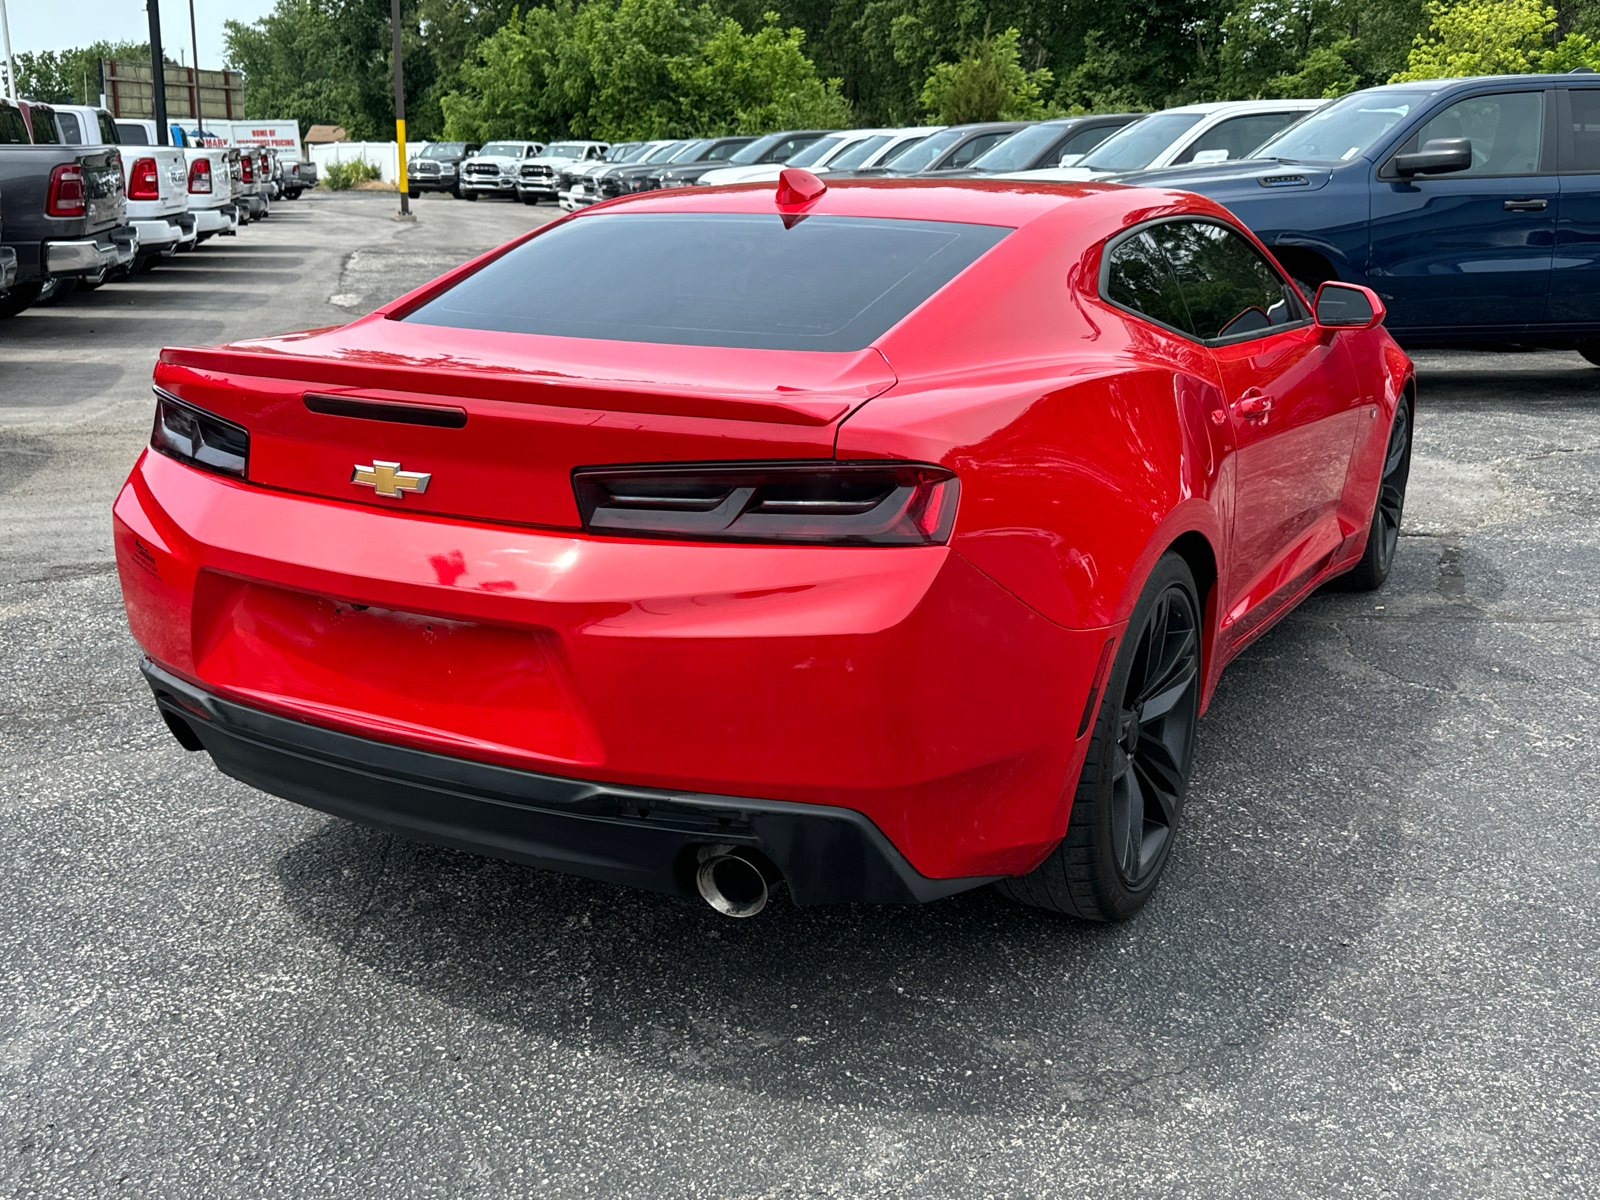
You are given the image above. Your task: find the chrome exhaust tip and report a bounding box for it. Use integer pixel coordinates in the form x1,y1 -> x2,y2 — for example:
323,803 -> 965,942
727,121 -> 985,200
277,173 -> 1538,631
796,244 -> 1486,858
695,845 -> 771,918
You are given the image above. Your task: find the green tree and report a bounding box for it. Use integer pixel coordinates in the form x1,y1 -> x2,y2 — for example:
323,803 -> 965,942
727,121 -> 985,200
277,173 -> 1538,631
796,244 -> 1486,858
919,27 -> 1054,122
442,0 -> 849,141
2,41 -> 160,106
1393,0 -> 1600,79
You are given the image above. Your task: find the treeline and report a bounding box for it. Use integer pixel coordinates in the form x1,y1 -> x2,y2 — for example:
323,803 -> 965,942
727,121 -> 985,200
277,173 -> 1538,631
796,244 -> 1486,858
207,0 -> 1600,142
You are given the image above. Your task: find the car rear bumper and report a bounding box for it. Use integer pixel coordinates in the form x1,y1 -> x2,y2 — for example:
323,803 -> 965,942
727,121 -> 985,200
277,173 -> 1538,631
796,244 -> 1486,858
45,226 -> 138,277
132,213 -> 196,252
114,449 -> 1104,882
142,660 -> 996,905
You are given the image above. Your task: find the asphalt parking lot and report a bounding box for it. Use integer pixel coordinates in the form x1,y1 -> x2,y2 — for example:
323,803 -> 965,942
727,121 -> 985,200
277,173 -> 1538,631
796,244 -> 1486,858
1,191 -> 1597,1199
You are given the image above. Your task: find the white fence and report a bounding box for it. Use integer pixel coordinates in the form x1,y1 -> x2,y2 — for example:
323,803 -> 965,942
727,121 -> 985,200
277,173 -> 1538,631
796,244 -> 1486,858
308,141 -> 432,183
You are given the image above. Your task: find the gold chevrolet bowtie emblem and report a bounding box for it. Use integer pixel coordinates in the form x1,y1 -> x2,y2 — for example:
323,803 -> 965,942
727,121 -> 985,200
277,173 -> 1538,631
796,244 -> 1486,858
352,460 -> 431,498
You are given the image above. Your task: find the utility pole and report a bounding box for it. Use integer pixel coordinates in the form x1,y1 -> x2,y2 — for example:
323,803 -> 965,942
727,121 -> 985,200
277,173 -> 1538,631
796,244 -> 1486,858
188,0 -> 202,137
391,0 -> 409,216
1,0 -> 15,104
147,0 -> 169,145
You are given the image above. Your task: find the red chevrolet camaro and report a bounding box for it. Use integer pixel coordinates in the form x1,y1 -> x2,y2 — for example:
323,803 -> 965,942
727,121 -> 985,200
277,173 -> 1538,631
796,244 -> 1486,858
114,170 -> 1412,921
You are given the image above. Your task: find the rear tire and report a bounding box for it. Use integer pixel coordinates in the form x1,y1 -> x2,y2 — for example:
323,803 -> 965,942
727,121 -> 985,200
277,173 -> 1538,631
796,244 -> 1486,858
0,281 -> 43,319
1329,393 -> 1412,592
998,552 -> 1203,921
1579,343 -> 1600,367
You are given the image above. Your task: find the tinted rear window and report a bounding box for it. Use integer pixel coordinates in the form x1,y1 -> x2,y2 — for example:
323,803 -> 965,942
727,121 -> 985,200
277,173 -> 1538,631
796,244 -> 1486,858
117,121 -> 151,145
28,109 -> 61,145
404,212 -> 1011,351
0,105 -> 28,144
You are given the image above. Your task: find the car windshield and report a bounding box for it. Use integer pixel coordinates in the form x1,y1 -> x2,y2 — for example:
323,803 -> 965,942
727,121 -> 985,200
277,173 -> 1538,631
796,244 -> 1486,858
827,134 -> 894,169
881,127 -> 966,172
1077,112 -> 1204,171
674,141 -> 714,162
405,212 -> 1012,352
422,143 -> 465,158
641,142 -> 685,162
726,132 -> 789,164
479,143 -> 525,157
968,122 -> 1071,171
610,144 -> 644,161
545,143 -> 592,157
786,134 -> 848,168
1253,88 -> 1423,162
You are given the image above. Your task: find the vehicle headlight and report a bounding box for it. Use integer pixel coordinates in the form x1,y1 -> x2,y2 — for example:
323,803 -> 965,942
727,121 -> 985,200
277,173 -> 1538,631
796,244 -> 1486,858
441,163 -> 456,174
150,389 -> 249,479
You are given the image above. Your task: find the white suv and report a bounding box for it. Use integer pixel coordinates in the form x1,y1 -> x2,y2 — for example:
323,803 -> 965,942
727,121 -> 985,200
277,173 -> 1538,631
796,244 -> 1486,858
1005,100 -> 1324,182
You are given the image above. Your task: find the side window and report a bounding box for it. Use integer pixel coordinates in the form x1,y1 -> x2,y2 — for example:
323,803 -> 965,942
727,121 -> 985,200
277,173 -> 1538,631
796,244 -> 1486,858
947,132 -> 1009,168
0,105 -> 28,145
30,111 -> 61,145
1566,89 -> 1600,172
1151,221 -> 1307,341
1411,91 -> 1544,176
706,141 -> 741,161
98,113 -> 120,144
56,111 -> 84,143
1104,231 -> 1195,336
1061,123 -> 1122,157
1173,112 -> 1298,164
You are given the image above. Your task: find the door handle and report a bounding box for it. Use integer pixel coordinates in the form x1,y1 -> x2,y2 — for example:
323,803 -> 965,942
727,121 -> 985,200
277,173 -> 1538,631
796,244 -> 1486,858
1503,198 -> 1549,211
1236,390 -> 1274,419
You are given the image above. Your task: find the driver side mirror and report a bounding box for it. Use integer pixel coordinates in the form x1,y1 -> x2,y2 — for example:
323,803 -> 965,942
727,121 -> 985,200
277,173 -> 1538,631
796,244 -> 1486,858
1315,282 -> 1386,330
1392,137 -> 1471,177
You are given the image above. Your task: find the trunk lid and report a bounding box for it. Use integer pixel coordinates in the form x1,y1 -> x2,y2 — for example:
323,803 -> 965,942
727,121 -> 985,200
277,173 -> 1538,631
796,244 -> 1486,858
154,317 -> 894,530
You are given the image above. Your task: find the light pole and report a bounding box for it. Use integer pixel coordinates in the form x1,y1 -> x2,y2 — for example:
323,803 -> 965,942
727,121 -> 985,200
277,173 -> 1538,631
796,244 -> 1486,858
147,0 -> 169,145
391,0 -> 409,216
188,0 -> 201,137
1,0 -> 16,104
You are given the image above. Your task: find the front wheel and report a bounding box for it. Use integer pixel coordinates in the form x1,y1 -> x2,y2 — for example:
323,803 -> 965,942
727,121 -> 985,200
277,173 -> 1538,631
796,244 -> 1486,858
1579,343 -> 1600,367
408,188 -> 420,199
999,552 -> 1203,921
462,191 -> 478,201
1330,393 -> 1412,592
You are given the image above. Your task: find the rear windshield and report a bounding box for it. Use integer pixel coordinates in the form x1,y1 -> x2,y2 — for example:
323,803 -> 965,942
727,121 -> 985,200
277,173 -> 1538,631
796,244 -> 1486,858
0,104 -> 28,144
404,212 -> 1011,352
116,121 -> 151,145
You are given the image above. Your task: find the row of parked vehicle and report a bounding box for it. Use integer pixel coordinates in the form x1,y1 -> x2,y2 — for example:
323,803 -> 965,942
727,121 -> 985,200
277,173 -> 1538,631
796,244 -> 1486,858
0,98 -> 313,320
416,72 -> 1600,354
401,98 -> 1324,214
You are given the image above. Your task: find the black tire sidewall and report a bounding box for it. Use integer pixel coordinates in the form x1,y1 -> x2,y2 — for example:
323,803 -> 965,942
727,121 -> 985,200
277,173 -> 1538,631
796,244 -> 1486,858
1079,552 -> 1201,919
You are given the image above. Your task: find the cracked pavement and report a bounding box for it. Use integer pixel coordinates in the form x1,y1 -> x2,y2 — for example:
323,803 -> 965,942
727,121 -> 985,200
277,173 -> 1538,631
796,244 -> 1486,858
1,194 -> 1597,1198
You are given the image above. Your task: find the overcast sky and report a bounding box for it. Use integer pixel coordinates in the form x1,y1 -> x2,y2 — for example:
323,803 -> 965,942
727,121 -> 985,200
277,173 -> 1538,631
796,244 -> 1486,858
3,0 -> 279,73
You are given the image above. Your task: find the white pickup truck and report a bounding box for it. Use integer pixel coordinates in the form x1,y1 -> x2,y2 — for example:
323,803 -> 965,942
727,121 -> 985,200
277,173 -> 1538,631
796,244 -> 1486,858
54,106 -> 194,268
114,119 -> 239,243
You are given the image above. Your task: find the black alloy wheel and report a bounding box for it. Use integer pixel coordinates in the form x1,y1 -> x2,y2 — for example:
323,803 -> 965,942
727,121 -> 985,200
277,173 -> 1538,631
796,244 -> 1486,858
1331,393 -> 1412,592
999,551 -> 1202,921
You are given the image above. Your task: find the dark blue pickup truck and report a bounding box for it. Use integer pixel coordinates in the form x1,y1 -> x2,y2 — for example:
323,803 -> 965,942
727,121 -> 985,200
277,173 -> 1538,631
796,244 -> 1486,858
1123,73 -> 1600,360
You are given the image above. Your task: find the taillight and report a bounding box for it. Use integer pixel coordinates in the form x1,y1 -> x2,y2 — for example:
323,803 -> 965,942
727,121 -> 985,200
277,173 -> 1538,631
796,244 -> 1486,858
188,157 -> 213,194
150,389 -> 250,479
45,164 -> 87,217
240,155 -> 254,182
572,462 -> 959,546
128,157 -> 160,200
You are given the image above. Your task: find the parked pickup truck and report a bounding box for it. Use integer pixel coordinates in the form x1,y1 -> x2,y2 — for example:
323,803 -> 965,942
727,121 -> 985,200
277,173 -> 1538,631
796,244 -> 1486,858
56,107 -> 194,269
118,120 -> 238,242
459,141 -> 544,200
1114,73 -> 1600,360
405,141 -> 480,198
516,140 -> 608,204
1,98 -> 136,317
